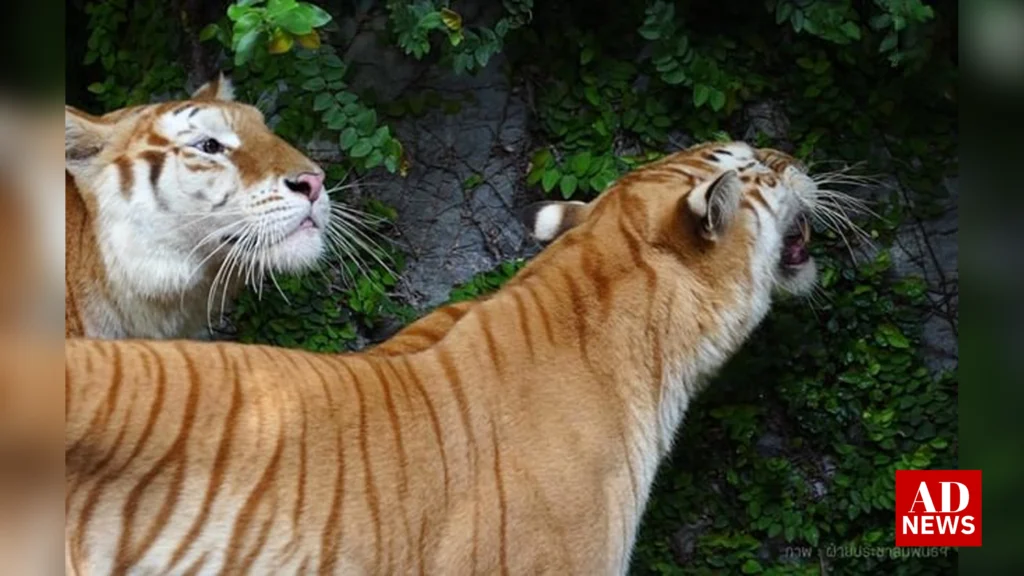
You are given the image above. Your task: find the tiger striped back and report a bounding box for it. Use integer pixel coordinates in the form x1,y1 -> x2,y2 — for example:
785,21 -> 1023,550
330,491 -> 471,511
65,74 -> 339,340
65,141 -> 831,575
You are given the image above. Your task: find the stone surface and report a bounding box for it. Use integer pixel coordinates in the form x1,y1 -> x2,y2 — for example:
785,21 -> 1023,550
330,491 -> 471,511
888,176 -> 959,375
743,99 -> 791,143
372,65 -> 539,308
316,22 -> 541,310
852,174 -> 959,375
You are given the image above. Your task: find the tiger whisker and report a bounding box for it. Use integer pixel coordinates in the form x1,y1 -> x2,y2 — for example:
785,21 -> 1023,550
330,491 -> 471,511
815,200 -> 875,246
329,210 -> 394,251
216,224 -> 261,321
330,223 -> 396,278
205,223 -> 255,329
810,208 -> 859,264
324,227 -> 374,283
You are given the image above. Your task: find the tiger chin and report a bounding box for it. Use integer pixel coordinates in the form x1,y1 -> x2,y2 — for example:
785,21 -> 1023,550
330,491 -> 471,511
65,73 -> 331,340
65,141 -> 839,575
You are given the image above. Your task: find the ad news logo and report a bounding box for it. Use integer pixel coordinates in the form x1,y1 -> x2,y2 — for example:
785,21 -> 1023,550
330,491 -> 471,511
895,470 -> 981,547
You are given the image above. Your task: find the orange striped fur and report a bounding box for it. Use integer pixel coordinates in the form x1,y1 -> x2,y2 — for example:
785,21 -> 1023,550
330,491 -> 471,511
66,74 -> 334,340
66,141 -> 827,575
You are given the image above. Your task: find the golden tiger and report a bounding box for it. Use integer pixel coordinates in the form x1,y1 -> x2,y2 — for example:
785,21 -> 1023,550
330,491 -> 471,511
66,141 -> 832,575
65,74 -> 335,340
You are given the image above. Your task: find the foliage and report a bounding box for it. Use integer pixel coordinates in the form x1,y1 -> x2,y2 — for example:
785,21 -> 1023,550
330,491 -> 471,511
231,233 -> 415,352
447,259 -> 525,303
386,0 -> 534,74
83,0 -> 188,108
203,0 -> 407,177
213,0 -> 333,66
72,0 -> 956,573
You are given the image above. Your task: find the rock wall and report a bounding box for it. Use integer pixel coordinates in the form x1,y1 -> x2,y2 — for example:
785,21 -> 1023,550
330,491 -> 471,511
314,29 -> 957,374
315,17 -> 541,309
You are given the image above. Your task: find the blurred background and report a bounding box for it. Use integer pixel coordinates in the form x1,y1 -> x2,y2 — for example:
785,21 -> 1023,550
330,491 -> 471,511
0,0 -> 65,574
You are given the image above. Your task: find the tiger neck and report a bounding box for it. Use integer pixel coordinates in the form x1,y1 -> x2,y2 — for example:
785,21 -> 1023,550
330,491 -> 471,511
485,240 -> 763,521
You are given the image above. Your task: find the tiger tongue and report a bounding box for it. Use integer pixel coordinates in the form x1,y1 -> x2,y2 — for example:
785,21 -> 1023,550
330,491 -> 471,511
782,236 -> 809,266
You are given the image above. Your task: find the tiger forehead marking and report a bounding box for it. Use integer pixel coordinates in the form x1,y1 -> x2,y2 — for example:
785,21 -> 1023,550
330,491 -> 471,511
65,73 -> 338,340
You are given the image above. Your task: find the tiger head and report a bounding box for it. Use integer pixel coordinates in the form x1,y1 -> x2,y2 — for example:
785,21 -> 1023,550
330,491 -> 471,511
64,74 -> 330,295
521,141 -> 836,322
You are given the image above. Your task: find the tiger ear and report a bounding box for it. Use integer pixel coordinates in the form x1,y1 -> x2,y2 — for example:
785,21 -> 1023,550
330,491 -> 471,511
685,169 -> 743,241
191,72 -> 235,102
520,201 -> 591,242
65,106 -> 111,172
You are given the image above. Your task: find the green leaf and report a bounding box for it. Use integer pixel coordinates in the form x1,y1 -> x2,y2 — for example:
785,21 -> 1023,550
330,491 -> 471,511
768,523 -> 782,538
841,21 -> 862,40
275,7 -> 314,35
584,86 -> 601,107
294,60 -> 320,77
784,525 -> 796,542
741,559 -> 763,574
419,11 -> 444,30
870,14 -> 893,30
693,84 -> 710,108
748,500 -> 761,519
804,525 -> 820,547
560,174 -> 578,199
475,46 -> 491,68
299,3 -> 332,28
440,7 -> 462,31
369,126 -> 391,147
227,3 -> 255,22
879,324 -> 910,348
709,89 -> 726,111
301,77 -> 326,91
199,24 -> 219,42
532,148 -> 554,170
580,46 -> 595,65
791,9 -> 805,32
879,32 -> 898,53
313,93 -> 334,111
776,2 -> 793,25
325,107 -> 347,130
365,149 -> 384,169
638,26 -> 661,41
233,28 -> 262,66
86,82 -> 106,94
541,169 -> 560,193
527,166 -> 544,187
339,127 -> 358,151
322,53 -> 345,68
570,152 -> 592,176
662,67 -> 687,85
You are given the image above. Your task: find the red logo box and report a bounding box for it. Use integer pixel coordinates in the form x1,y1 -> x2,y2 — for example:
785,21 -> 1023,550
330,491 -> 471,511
896,470 -> 981,547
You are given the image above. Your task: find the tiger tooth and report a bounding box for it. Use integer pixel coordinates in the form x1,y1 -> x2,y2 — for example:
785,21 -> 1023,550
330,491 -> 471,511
800,215 -> 810,243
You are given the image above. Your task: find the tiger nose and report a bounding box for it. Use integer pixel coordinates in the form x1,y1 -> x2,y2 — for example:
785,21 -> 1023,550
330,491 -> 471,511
284,171 -> 325,203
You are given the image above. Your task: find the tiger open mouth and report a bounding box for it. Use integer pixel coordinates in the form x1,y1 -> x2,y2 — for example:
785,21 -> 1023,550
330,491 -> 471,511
781,214 -> 811,268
